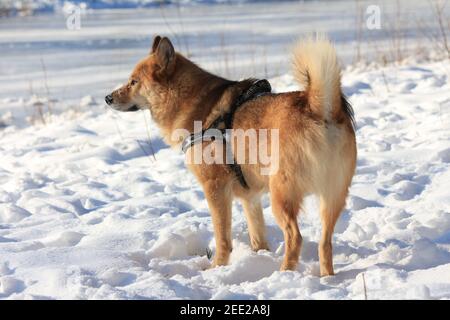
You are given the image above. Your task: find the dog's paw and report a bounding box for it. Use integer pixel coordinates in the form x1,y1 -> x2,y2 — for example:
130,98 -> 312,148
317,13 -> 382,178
280,260 -> 298,272
250,242 -> 270,252
200,260 -> 219,271
208,258 -> 229,270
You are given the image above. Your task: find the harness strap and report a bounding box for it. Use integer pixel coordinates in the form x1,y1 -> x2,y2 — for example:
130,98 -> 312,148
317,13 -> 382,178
181,130 -> 221,154
181,79 -> 272,189
209,79 -> 272,130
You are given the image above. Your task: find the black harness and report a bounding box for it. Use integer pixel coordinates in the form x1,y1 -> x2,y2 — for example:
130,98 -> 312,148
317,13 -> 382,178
181,79 -> 272,189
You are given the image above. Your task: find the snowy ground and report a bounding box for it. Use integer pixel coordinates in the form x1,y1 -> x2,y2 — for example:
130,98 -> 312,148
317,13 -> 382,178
0,1 -> 450,300
1,59 -> 449,299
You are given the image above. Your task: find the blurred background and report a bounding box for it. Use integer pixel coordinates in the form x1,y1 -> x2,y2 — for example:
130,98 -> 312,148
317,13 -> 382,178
0,0 -> 449,120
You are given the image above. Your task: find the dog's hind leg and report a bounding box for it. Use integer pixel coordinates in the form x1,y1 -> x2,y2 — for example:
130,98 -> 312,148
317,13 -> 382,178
203,180 -> 233,268
241,197 -> 269,252
318,192 -> 347,276
270,179 -> 302,271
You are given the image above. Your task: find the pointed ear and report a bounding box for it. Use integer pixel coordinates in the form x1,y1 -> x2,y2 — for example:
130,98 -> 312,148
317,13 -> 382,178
154,37 -> 175,73
151,35 -> 161,53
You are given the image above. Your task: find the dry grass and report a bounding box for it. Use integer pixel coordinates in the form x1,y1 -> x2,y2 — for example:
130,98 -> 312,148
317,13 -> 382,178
352,0 -> 450,69
353,0 -> 364,64
362,273 -> 368,300
417,0 -> 450,59
0,0 -> 35,17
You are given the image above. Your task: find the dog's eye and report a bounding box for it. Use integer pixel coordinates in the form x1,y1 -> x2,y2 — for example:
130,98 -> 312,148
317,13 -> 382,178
130,79 -> 138,86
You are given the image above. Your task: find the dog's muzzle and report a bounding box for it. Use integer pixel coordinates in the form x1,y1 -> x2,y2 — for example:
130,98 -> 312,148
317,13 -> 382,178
105,94 -> 140,112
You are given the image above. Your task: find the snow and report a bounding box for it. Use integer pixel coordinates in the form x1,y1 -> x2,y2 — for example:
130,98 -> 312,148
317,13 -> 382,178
0,0 -> 450,300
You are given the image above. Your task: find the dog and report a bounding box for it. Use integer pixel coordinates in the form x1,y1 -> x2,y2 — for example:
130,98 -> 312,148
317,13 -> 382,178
105,35 -> 356,276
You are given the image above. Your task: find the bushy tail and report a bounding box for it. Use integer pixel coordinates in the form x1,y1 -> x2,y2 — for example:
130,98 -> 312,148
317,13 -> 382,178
292,35 -> 342,121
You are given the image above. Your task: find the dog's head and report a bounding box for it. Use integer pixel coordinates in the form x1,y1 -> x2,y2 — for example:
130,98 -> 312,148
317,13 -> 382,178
105,35 -> 176,112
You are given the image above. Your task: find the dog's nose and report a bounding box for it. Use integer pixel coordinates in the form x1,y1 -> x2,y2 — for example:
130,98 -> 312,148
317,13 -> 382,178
105,94 -> 113,105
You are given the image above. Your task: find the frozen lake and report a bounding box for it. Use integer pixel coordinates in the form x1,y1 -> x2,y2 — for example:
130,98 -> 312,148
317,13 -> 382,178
0,0 -> 444,102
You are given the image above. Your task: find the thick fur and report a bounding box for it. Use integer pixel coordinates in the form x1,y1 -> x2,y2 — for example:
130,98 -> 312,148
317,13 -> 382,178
106,36 -> 357,276
293,35 -> 341,121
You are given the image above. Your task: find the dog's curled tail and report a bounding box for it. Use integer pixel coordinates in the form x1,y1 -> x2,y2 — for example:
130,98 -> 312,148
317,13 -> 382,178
292,35 -> 342,122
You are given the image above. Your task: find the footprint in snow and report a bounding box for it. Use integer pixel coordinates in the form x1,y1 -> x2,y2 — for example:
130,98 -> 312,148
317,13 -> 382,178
343,81 -> 372,96
348,195 -> 382,211
0,262 -> 27,297
0,262 -> 14,276
378,111 -> 405,123
0,203 -> 31,223
85,217 -> 104,225
397,81 -> 417,93
393,180 -> 424,201
356,116 -> 376,128
44,231 -> 85,247
388,172 -> 429,185
434,148 -> 450,163
0,276 -> 25,297
99,269 -> 137,287
0,236 -> 17,243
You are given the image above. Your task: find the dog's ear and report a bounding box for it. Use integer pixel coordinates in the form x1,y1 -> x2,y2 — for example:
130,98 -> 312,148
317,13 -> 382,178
154,37 -> 176,75
151,35 -> 161,53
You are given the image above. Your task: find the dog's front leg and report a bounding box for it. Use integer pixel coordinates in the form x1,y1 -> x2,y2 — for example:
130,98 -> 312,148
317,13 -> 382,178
203,179 -> 233,268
